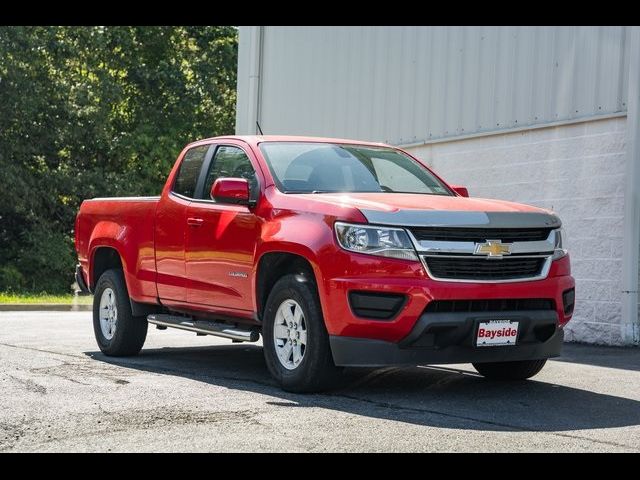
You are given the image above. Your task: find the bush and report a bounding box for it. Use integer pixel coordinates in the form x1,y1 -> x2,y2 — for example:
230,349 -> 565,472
0,265 -> 25,292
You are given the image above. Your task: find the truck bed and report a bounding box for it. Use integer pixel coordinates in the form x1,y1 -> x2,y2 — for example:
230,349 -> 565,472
75,197 -> 160,303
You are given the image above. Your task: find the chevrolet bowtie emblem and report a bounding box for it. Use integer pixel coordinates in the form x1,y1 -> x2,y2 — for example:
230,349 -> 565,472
474,240 -> 512,258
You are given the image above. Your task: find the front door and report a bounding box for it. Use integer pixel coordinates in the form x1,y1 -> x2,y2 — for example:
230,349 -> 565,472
185,144 -> 261,311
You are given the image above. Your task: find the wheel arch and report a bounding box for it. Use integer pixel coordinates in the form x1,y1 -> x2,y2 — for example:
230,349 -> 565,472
91,246 -> 124,290
255,251 -> 319,322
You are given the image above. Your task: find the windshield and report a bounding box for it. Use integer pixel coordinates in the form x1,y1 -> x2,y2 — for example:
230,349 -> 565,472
259,142 -> 453,195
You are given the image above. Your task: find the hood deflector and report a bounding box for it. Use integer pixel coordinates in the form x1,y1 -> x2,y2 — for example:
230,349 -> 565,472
359,210 -> 562,229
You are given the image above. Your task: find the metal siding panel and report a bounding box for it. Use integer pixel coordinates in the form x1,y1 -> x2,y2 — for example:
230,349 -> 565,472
428,27 -> 446,139
443,26 -> 461,137
386,27 -> 403,144
512,26 -> 532,127
413,27 -> 430,142
531,25 -> 543,123
575,26 -> 599,117
331,27 -> 345,137
495,26 -> 516,130
308,28 -> 323,135
544,26 -> 558,122
371,28 -> 388,141
317,27 -> 332,136
598,26 -> 624,113
244,26 -> 629,145
399,26 -> 417,144
344,28 -> 357,140
477,27 -> 498,133
553,26 -> 573,121
357,27 -> 375,140
459,26 -> 478,135
622,26 -> 630,110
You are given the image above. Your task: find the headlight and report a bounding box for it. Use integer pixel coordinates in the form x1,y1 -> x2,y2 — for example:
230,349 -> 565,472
334,222 -> 418,261
552,228 -> 568,260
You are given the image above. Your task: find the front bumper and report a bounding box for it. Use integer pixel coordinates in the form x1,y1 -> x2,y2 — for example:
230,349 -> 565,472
319,252 -> 574,343
330,309 -> 563,367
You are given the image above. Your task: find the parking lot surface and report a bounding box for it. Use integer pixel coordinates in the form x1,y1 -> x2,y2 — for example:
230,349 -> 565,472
1,311 -> 639,452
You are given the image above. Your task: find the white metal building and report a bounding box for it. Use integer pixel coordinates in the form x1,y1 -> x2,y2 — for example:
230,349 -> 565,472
236,26 -> 640,346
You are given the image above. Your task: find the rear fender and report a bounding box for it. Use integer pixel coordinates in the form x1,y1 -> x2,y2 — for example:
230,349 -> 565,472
88,221 -> 130,290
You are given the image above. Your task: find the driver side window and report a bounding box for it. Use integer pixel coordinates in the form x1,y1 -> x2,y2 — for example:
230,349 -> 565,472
202,146 -> 259,201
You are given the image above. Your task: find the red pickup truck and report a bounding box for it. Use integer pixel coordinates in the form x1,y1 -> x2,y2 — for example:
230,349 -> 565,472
75,135 -> 575,392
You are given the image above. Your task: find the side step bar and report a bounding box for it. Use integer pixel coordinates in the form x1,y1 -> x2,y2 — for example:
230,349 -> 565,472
147,314 -> 259,342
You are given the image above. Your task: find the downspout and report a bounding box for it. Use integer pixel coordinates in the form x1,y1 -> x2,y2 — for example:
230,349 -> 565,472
246,26 -> 263,135
622,26 -> 640,345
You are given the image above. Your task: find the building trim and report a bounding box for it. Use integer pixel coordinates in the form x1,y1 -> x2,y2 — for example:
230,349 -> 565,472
395,112 -> 627,149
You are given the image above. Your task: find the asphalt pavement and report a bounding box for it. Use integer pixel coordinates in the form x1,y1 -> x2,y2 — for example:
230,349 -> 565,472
1,311 -> 639,452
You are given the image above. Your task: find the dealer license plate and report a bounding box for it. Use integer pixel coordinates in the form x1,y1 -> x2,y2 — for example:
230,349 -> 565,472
476,320 -> 519,347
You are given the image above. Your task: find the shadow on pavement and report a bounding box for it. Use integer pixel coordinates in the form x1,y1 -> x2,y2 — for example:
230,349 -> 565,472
86,343 -> 640,433
553,343 -> 640,372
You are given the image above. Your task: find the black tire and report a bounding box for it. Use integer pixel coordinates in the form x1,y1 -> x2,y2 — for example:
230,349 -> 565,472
473,359 -> 547,380
262,274 -> 341,393
93,268 -> 148,356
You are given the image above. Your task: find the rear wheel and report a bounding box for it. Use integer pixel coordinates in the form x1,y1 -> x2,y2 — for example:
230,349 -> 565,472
93,268 -> 147,356
262,274 -> 341,392
473,359 -> 547,380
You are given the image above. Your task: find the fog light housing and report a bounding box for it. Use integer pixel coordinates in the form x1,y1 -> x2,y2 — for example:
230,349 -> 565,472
562,288 -> 575,315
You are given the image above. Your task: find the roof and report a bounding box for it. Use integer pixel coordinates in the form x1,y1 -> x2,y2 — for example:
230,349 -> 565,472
187,135 -> 392,149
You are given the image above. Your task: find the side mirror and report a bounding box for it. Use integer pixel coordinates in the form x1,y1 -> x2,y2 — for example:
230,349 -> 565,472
210,178 -> 250,205
451,185 -> 469,197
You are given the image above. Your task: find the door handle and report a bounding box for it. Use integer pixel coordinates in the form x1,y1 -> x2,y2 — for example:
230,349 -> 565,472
187,217 -> 204,227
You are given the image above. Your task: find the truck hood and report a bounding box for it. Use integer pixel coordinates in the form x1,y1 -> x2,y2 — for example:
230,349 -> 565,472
297,192 -> 562,228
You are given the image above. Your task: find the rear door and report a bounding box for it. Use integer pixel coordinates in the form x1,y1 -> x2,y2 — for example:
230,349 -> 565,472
155,144 -> 213,302
185,143 -> 261,310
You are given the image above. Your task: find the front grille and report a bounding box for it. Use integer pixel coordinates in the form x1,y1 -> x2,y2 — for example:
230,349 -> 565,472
410,227 -> 552,243
424,256 -> 546,281
425,298 -> 555,313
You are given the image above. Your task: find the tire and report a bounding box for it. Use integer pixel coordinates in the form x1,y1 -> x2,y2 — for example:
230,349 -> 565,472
262,274 -> 341,393
93,268 -> 148,356
473,359 -> 547,380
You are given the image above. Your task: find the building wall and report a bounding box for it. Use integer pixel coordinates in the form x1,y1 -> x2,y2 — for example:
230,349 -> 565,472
236,26 -> 640,346
238,26 -> 629,146
407,117 -> 628,344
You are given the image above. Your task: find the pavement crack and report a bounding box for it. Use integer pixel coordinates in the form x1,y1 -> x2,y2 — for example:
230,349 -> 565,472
5,408 -> 261,452
0,342 -> 86,360
6,375 -> 47,395
327,392 -> 639,452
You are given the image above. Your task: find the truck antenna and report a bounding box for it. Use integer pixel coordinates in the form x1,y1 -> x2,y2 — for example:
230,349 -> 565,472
256,122 -> 264,136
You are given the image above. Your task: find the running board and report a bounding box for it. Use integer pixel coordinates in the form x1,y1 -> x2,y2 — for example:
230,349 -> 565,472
147,314 -> 259,342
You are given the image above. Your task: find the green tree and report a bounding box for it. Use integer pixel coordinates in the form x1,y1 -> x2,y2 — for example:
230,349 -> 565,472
0,26 -> 238,292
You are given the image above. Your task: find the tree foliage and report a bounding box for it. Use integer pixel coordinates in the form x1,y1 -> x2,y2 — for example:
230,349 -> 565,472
0,26 -> 238,292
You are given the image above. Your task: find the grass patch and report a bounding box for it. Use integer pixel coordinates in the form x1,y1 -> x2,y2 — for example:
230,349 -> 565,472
0,293 -> 93,305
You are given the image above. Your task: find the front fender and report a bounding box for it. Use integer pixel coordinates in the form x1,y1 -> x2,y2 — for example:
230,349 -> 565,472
255,212 -> 337,318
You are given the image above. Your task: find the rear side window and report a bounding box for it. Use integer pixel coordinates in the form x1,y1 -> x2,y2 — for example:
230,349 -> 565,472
172,145 -> 209,198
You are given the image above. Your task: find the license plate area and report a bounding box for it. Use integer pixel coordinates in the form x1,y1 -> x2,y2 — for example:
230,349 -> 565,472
476,320 -> 519,347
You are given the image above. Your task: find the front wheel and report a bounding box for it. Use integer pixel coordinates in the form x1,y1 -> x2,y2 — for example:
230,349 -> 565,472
473,359 -> 547,380
262,274 -> 341,393
93,268 -> 148,356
